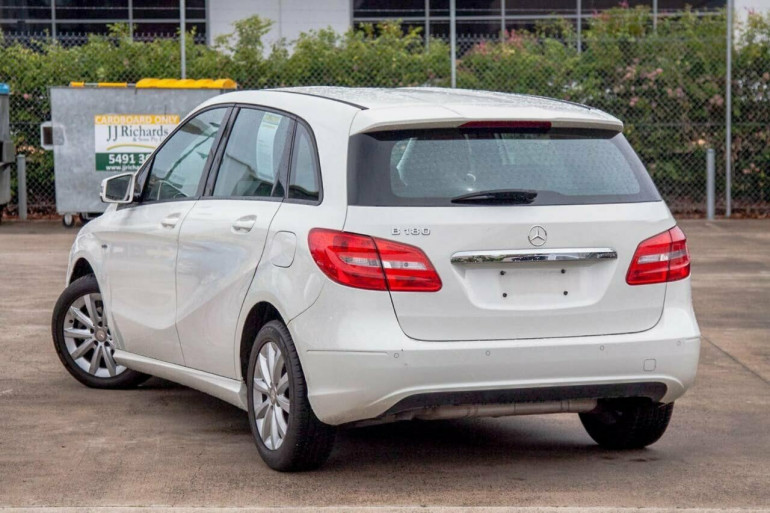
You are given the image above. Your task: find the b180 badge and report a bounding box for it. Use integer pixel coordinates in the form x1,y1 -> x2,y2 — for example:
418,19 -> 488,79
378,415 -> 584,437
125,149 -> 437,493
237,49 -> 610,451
391,227 -> 431,236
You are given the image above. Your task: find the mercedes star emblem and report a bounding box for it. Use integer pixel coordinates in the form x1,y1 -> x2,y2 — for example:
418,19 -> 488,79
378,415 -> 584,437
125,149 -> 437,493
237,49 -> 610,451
528,226 -> 547,246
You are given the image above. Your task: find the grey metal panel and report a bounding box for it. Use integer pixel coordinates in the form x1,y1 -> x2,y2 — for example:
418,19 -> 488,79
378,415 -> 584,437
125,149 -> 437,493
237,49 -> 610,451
0,170 -> 9,206
0,93 -> 11,205
51,87 -> 225,214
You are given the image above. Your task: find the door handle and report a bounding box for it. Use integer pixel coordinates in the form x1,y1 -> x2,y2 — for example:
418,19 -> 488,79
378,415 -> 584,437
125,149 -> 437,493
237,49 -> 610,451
232,215 -> 257,233
160,212 -> 182,229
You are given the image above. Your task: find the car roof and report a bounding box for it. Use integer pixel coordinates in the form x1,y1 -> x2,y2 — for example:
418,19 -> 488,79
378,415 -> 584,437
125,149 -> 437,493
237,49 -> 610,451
205,86 -> 624,134
277,86 -> 590,112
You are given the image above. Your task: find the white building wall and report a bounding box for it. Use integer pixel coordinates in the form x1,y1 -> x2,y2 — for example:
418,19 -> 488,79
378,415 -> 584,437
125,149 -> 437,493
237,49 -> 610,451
207,0 -> 351,48
732,0 -> 770,41
737,0 -> 770,22
206,1 -> 770,50
738,0 -> 770,14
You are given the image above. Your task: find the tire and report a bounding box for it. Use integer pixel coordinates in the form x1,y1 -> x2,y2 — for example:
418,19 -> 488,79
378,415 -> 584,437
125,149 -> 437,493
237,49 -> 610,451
246,320 -> 335,471
579,399 -> 674,450
79,213 -> 101,225
62,214 -> 76,228
51,274 -> 150,389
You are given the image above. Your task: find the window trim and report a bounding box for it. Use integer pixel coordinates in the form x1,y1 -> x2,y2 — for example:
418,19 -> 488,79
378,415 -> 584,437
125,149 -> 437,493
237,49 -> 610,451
199,102 -> 324,206
121,104 -> 234,210
285,118 -> 324,206
201,104 -> 295,203
201,104 -> 240,197
347,128 -> 662,207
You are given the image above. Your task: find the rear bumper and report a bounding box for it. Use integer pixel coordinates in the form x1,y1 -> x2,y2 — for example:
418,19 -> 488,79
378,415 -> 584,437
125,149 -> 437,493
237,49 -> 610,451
288,280 -> 700,425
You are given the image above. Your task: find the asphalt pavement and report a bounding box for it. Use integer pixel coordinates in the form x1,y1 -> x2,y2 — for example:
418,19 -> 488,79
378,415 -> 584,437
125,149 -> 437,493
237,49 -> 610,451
0,219 -> 768,511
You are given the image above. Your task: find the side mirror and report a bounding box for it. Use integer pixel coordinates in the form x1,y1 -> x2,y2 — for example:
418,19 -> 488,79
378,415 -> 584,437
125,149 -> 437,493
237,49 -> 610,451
100,172 -> 136,204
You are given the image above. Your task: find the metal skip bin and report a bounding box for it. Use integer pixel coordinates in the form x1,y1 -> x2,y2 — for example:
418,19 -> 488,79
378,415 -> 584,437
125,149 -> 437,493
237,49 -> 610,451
47,80 -> 235,226
0,83 -> 14,220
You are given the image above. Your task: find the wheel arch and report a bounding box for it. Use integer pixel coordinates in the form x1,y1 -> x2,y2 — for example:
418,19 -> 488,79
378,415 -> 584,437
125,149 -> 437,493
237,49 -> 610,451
69,257 -> 95,284
238,301 -> 287,382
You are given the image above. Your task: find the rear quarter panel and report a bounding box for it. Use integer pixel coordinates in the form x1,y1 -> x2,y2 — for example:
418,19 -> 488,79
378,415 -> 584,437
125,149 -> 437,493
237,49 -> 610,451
231,96 -> 357,379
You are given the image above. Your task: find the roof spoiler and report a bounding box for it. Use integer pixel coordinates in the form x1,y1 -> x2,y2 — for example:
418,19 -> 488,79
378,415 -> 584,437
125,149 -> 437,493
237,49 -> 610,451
351,115 -> 624,135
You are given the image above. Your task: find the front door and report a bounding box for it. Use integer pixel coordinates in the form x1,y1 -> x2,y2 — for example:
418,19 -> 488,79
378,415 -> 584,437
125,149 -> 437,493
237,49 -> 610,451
104,107 -> 229,364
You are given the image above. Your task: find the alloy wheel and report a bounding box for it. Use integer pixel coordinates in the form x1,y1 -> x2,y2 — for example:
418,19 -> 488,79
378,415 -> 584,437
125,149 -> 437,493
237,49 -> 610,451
62,293 -> 126,378
252,341 -> 291,450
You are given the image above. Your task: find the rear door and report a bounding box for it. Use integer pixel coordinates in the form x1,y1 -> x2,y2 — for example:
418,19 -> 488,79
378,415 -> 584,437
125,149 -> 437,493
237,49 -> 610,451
344,125 -> 673,341
175,106 -> 294,377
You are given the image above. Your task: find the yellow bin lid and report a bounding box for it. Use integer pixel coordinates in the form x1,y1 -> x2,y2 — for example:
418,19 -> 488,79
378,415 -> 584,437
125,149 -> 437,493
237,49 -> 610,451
135,78 -> 236,89
69,79 -> 237,89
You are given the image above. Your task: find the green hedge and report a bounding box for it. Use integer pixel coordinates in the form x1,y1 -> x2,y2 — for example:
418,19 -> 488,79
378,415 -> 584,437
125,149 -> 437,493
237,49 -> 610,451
2,7 -> 770,211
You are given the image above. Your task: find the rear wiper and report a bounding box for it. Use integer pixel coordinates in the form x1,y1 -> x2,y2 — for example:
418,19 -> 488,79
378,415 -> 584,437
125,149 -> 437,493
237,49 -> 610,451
451,189 -> 538,205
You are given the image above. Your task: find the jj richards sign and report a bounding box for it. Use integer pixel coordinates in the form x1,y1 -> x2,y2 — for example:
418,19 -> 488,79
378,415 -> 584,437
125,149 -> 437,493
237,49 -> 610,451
94,114 -> 179,172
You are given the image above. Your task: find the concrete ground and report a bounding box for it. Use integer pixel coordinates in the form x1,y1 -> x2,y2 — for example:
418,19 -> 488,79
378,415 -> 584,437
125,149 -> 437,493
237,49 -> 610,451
0,219 -> 768,511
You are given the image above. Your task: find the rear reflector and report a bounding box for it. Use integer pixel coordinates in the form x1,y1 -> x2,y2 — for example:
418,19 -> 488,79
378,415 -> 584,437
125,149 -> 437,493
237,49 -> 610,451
459,120 -> 552,130
308,228 -> 442,292
626,226 -> 690,285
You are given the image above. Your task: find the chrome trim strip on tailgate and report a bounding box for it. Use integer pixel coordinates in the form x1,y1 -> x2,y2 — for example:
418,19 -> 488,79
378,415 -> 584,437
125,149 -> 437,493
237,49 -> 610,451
450,248 -> 618,264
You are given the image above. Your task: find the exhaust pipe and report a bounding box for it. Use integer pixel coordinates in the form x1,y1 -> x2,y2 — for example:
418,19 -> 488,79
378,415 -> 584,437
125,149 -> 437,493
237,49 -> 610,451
357,398 -> 598,427
412,398 -> 598,420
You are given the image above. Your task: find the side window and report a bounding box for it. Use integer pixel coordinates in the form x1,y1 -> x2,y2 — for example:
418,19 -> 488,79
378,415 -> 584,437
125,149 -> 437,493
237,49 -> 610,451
212,108 -> 293,199
288,123 -> 321,202
141,108 -> 227,203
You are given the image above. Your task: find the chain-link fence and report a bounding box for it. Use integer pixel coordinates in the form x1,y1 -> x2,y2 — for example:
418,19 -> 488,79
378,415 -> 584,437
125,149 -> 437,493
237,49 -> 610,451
1,8 -> 768,218
453,31 -> 730,216
0,30 -> 208,219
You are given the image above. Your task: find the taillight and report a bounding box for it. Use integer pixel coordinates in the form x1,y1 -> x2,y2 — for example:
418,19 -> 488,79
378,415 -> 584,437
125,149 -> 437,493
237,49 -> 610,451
308,229 -> 386,290
308,228 -> 442,292
626,226 -> 690,285
372,237 -> 442,291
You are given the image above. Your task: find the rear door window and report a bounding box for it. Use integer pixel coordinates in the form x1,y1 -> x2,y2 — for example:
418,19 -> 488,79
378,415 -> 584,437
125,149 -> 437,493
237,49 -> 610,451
212,108 -> 293,199
348,128 -> 660,206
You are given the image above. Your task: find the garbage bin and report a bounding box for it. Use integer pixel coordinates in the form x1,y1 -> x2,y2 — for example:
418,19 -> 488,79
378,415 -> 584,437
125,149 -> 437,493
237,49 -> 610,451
47,80 -> 234,227
0,83 -> 14,222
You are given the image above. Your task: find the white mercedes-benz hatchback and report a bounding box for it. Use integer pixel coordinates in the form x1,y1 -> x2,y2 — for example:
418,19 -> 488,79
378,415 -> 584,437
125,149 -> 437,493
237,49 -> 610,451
52,87 -> 700,471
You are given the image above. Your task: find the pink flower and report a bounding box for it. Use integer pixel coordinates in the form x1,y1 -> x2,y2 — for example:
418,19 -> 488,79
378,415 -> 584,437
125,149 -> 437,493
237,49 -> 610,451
643,68 -> 663,81
506,30 -> 524,48
742,163 -> 759,175
629,96 -> 639,107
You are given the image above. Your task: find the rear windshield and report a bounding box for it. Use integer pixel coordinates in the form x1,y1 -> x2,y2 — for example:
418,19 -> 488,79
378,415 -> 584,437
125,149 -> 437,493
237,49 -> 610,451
347,127 -> 661,206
